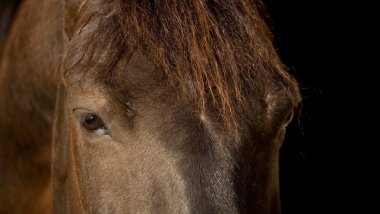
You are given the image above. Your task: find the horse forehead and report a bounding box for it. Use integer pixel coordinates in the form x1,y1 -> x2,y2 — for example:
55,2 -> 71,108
120,52 -> 160,86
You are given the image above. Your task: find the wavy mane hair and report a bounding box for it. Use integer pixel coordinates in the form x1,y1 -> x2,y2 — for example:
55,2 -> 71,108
67,0 -> 299,130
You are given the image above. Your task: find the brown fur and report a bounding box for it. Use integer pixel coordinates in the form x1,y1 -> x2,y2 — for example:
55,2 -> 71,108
67,0 -> 299,131
0,0 -> 301,213
0,0 -> 63,213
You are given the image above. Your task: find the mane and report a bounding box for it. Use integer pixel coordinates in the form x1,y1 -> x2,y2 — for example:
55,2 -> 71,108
70,0 -> 299,129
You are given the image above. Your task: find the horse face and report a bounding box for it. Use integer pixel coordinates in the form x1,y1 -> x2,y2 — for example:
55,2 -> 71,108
55,51 -> 296,214
55,1 -> 299,213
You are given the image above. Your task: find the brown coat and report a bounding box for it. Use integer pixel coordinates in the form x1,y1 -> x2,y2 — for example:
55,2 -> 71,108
0,0 -> 300,213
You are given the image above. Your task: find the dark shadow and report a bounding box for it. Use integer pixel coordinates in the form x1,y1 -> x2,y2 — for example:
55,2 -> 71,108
0,0 -> 21,44
265,1 -> 343,213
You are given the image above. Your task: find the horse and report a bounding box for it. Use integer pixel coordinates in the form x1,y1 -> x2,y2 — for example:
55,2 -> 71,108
0,0 -> 301,213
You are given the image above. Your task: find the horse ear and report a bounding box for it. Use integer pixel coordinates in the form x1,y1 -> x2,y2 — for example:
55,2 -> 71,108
64,0 -> 104,40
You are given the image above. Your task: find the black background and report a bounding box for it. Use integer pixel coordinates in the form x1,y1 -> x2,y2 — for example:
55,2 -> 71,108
267,1 -> 360,213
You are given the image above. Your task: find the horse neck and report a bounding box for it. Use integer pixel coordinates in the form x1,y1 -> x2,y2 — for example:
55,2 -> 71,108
0,0 -> 64,143
0,0 -> 64,213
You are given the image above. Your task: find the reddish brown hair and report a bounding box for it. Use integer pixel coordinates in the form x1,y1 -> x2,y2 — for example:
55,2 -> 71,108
69,0 -> 299,129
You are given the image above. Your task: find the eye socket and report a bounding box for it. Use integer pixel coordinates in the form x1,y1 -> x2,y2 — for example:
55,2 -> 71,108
81,113 -> 109,135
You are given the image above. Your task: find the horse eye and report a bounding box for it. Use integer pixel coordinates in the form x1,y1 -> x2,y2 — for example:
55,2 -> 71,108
81,113 -> 108,134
